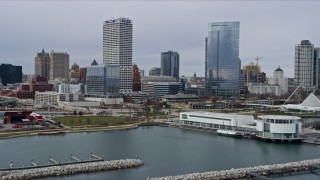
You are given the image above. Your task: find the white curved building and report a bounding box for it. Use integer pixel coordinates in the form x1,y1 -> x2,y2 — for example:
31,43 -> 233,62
256,115 -> 302,141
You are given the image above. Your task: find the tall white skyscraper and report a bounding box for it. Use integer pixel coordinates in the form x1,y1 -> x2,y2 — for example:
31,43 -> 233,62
103,17 -> 132,93
294,40 -> 314,91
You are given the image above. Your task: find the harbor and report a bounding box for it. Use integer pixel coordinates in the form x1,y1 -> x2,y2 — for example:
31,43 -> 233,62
0,126 -> 319,180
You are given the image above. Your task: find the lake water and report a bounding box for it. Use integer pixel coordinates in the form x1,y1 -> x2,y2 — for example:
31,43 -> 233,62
0,126 -> 319,180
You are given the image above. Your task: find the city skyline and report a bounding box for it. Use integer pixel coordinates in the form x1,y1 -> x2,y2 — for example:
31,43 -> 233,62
1,1 -> 320,77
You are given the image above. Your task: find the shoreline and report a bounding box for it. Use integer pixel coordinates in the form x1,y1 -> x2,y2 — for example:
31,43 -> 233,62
0,123 -> 141,140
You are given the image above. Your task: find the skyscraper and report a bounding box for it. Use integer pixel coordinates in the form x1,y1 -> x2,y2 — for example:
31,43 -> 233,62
294,40 -> 315,91
0,64 -> 22,86
49,51 -> 70,81
161,51 -> 179,81
103,17 -> 132,93
34,49 -> 50,80
205,21 -> 240,97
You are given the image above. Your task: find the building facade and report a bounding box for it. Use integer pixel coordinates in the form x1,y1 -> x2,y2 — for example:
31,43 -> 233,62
149,67 -> 161,76
86,64 -> 119,96
268,66 -> 288,95
0,64 -> 22,86
103,18 -> 132,93
141,82 -> 180,99
256,115 -> 302,140
248,84 -> 281,96
58,83 -> 85,94
132,64 -> 141,92
70,62 -> 80,81
34,49 -> 50,80
161,51 -> 179,81
49,51 -> 70,81
294,40 -> 315,91
205,21 -> 240,97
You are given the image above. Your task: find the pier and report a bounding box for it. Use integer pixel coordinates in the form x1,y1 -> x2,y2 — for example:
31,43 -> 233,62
0,153 -> 105,171
149,158 -> 320,180
0,153 -> 144,180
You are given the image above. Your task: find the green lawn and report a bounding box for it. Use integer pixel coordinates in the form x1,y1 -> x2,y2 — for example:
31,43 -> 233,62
53,116 -> 140,127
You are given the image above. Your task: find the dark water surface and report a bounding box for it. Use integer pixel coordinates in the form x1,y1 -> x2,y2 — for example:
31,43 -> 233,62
0,126 -> 319,180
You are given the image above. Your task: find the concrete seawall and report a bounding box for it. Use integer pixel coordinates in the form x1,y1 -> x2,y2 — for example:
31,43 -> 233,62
150,158 -> 320,180
0,159 -> 143,180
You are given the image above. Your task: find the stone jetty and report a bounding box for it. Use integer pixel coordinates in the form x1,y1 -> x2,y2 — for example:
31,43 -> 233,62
0,159 -> 143,180
150,158 -> 320,180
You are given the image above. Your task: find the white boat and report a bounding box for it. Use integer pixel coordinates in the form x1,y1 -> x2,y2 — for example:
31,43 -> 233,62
217,130 -> 242,137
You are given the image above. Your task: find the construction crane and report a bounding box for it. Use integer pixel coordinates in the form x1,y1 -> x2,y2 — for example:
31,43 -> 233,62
255,56 -> 264,66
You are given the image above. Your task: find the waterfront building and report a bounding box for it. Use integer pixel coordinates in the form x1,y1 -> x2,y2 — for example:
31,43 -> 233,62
179,112 -> 302,141
179,112 -> 255,132
0,64 -> 22,86
149,67 -> 161,76
294,40 -> 314,91
268,66 -> 288,95
103,18 -> 132,93
256,115 -> 302,140
34,49 -> 50,80
161,51 -> 179,81
49,51 -> 70,81
205,21 -> 240,97
86,64 -> 119,96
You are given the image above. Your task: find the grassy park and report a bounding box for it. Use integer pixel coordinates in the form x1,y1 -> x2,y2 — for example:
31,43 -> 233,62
53,116 -> 141,127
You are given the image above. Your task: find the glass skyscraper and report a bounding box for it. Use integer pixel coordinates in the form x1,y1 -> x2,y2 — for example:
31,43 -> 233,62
161,51 -> 179,81
205,21 -> 240,97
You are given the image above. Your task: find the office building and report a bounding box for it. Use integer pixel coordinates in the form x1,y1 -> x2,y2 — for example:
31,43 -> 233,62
205,21 -> 240,97
294,40 -> 314,91
103,18 -> 132,93
132,64 -> 141,92
86,64 -> 119,96
49,51 -> 70,81
161,51 -> 179,81
0,64 -> 22,86
142,82 -> 180,99
149,67 -> 161,76
70,62 -> 80,81
34,49 -> 50,80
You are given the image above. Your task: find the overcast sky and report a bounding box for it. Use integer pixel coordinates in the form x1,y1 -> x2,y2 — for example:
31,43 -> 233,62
1,1 -> 320,78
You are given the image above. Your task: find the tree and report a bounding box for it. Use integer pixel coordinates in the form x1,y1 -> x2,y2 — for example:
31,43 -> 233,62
73,109 -> 77,116
78,111 -> 83,116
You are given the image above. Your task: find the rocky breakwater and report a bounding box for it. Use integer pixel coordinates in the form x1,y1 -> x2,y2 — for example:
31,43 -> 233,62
0,159 -> 143,180
150,158 -> 320,180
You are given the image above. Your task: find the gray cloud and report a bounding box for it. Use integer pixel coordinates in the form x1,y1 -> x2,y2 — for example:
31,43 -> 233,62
1,1 -> 320,78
